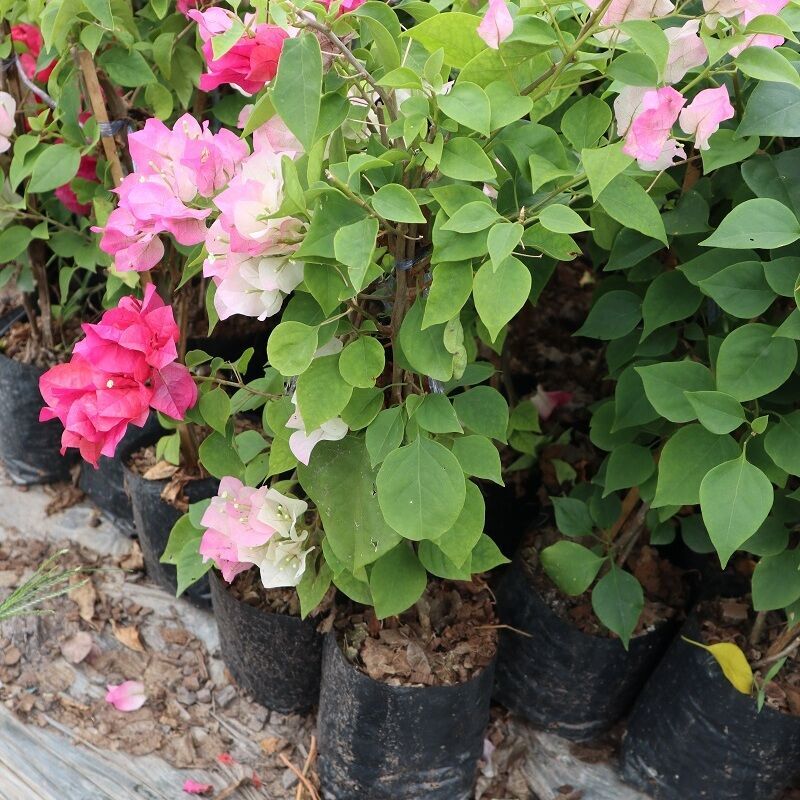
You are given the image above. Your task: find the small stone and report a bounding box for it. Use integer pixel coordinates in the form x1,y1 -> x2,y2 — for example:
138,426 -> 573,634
196,688 -> 211,704
176,687 -> 197,706
4,646 -> 22,666
282,769 -> 299,790
183,675 -> 200,692
215,684 -> 237,708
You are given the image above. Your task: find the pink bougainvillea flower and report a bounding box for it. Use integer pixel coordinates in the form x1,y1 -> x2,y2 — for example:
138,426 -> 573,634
679,86 -> 735,150
150,362 -> 198,420
617,86 -> 685,168
11,24 -> 56,83
531,386 -> 574,421
585,0 -> 674,33
0,92 -> 16,154
477,0 -> 514,49
74,284 -> 180,382
318,0 -> 367,14
55,155 -> 98,216
286,392 -> 348,466
189,8 -> 289,95
177,0 -> 200,15
93,206 -> 165,273
39,357 -> 152,467
663,21 -> 707,84
105,681 -> 146,712
182,780 -> 213,796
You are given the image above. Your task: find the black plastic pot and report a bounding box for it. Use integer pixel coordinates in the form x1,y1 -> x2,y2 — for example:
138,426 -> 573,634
0,352 -> 75,484
317,632 -> 495,800
494,555 -> 678,741
209,571 -> 322,712
121,437 -> 216,608
79,417 -> 160,536
621,616 -> 800,800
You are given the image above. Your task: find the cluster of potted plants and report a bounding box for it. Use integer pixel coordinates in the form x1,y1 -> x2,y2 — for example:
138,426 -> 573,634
0,0 -> 799,796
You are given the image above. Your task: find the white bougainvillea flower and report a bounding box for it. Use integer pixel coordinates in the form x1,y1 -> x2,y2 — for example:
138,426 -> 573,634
679,86 -> 735,150
105,680 -> 146,711
0,92 -> 16,154
286,393 -> 348,465
477,0 -> 514,49
663,21 -> 707,84
239,527 -> 314,588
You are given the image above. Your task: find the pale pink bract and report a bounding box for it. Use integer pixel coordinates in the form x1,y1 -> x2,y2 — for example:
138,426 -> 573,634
679,86 -> 735,150
0,92 -> 16,154
477,0 -> 514,50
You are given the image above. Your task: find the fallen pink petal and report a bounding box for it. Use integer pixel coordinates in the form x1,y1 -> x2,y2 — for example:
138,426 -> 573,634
182,779 -> 213,795
105,681 -> 146,712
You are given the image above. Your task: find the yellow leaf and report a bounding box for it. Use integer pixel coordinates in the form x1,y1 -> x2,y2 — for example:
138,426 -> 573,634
683,637 -> 754,695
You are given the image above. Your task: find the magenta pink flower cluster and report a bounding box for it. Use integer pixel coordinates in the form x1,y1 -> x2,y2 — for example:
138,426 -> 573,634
39,285 -> 197,466
94,115 -> 248,273
188,8 -> 289,95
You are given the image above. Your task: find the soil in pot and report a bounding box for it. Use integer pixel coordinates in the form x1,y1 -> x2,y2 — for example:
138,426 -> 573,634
123,437 -> 217,608
622,596 -> 800,800
209,569 -> 332,713
317,580 -> 498,800
0,320 -> 79,485
494,529 -> 686,741
79,415 -> 161,536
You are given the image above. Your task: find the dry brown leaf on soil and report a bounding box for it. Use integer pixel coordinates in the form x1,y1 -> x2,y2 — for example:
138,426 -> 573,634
119,541 -> 144,571
68,580 -> 97,622
44,484 -> 85,516
143,461 -> 179,481
60,631 -> 93,664
260,736 -> 283,755
112,621 -> 145,652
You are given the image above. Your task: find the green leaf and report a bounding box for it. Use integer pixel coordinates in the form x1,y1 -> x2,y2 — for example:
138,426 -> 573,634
576,290 -> 642,340
736,46 -> 800,89
561,95 -> 611,150
298,437 -> 400,570
441,201 -> 501,233
738,78 -> 800,137
418,541 -> 472,580
684,391 -> 746,435
334,217 -> 378,292
470,534 -> 510,572
636,361 -> 715,423
612,365 -> 659,431
486,80 -> 533,130
620,19 -> 670,76
715,323 -> 798,401
28,144 -> 81,193
538,204 -> 592,234
487,222 -> 524,271
541,541 -> 605,596
641,271 -> 703,338
82,0 -> 113,28
422,262 -> 474,328
700,454 -> 774,566
473,257 -> 531,341
97,47 -> 156,86
413,393 -> 462,434
700,198 -> 800,249
371,183 -> 426,223
751,548 -> 800,611
198,432 -> 245,480
271,33 -> 323,151
339,337 -> 385,388
702,130 -> 760,172
439,137 -> 496,181
582,142 -> 634,200
592,565 -> 644,648
369,544 -> 427,619
598,175 -> 668,244
199,388 -> 231,434
764,410 -> 800,475
235,430 -> 268,464
376,437 -> 466,541
452,386 -> 509,442
341,387 -> 383,431
0,226 -> 32,259
438,81 -> 491,135
435,481 -> 485,565
403,12 -> 486,68
607,51 -> 659,86
698,261 -> 775,318
296,354 -> 353,430
267,321 -> 318,377
398,298 -> 455,381
552,496 -> 594,537
297,558 -> 332,619
451,434 -> 503,484
603,443 -> 655,496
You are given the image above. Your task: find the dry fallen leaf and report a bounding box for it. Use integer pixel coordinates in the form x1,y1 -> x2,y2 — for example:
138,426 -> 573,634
61,631 -> 93,664
260,736 -> 283,755
69,580 -> 97,622
143,461 -> 179,481
120,541 -> 144,572
112,621 -> 145,652
45,484 -> 85,516
4,645 -> 21,666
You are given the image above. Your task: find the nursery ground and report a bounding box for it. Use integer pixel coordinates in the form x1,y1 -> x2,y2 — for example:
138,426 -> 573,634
0,474 -> 795,800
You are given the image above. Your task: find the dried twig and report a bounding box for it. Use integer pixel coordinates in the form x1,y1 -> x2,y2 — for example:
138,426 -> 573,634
280,752 -> 319,800
295,736 -> 318,800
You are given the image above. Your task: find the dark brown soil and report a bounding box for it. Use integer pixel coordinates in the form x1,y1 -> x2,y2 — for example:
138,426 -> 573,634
228,568 -> 335,619
698,596 -> 800,717
335,580 -> 498,687
522,528 -> 686,639
1,319 -> 82,368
